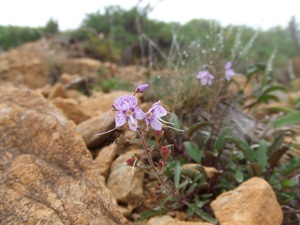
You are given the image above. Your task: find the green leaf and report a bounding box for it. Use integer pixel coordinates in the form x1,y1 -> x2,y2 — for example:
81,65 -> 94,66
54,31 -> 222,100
268,131 -> 291,155
135,208 -> 168,222
226,137 -> 256,162
178,179 -> 189,190
184,141 -> 202,163
282,156 -> 300,176
271,111 -> 300,128
188,203 -> 217,224
186,183 -> 198,195
256,140 -> 269,174
234,170 -> 244,183
256,94 -> 279,104
214,128 -> 230,153
174,161 -> 181,190
277,192 -> 298,204
187,121 -> 211,138
170,113 -> 181,132
282,178 -> 297,188
251,85 -> 286,106
246,63 -> 266,78
256,106 -> 294,114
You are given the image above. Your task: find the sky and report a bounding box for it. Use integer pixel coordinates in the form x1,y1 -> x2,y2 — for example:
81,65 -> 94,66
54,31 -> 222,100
0,0 -> 299,31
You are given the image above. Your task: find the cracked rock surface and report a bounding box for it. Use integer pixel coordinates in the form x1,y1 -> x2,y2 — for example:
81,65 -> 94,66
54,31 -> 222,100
0,86 -> 128,225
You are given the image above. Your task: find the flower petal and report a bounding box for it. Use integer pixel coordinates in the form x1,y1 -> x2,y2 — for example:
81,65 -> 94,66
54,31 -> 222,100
225,61 -> 232,70
128,118 -> 138,131
133,107 -> 145,120
150,118 -> 163,131
115,111 -> 126,127
197,71 -> 208,78
151,103 -> 167,118
113,95 -> 137,111
201,77 -> 208,86
225,69 -> 235,80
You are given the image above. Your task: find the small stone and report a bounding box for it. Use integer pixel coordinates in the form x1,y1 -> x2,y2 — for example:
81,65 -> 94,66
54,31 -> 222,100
94,143 -> 118,177
48,82 -> 66,99
52,97 -> 90,124
107,149 -> 145,207
146,215 -> 212,225
211,177 -> 283,225
76,113 -> 115,149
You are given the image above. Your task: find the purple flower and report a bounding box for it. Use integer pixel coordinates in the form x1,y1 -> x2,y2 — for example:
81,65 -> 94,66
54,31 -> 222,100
113,95 -> 145,131
145,101 -> 167,131
225,61 -> 235,81
135,83 -> 150,93
196,70 -> 214,86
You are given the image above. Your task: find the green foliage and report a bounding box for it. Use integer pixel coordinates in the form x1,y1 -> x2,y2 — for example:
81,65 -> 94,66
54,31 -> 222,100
184,141 -> 202,163
97,77 -> 131,93
43,18 -> 59,35
85,31 -> 121,62
79,5 -> 173,60
162,160 -> 217,224
271,111 -> 300,128
0,25 -> 42,51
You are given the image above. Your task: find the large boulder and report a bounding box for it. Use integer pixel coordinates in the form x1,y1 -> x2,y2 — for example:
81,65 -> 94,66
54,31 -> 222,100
0,86 -> 128,224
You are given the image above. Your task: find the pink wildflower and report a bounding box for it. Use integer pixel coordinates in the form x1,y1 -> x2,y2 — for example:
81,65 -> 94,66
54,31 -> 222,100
113,95 -> 145,131
145,100 -> 167,131
225,61 -> 235,81
196,70 -> 214,86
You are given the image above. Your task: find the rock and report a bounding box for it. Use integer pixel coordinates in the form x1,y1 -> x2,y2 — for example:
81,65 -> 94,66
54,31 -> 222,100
51,97 -> 91,124
107,149 -> 145,207
65,89 -> 88,101
0,86 -> 128,225
48,83 -> 67,99
210,177 -> 283,225
94,143 -> 118,177
64,58 -> 102,76
145,215 -> 212,225
76,113 -> 116,149
0,40 -> 50,88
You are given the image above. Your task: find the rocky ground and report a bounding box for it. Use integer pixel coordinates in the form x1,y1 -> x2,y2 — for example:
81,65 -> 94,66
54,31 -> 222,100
0,37 -> 295,224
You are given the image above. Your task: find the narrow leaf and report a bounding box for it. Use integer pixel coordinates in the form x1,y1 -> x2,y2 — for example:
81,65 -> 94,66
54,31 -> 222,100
187,121 -> 211,138
282,156 -> 300,176
271,111 -> 300,128
188,204 -> 217,224
226,137 -> 256,162
184,141 -> 202,163
214,128 -> 230,153
257,140 -> 269,173
268,146 -> 289,169
174,161 -> 181,190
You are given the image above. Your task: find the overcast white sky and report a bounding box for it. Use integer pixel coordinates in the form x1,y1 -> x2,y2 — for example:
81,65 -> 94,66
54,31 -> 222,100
0,0 -> 299,31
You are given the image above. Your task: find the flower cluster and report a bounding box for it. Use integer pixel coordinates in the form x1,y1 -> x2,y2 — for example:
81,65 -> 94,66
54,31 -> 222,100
113,84 -> 167,132
196,61 -> 235,86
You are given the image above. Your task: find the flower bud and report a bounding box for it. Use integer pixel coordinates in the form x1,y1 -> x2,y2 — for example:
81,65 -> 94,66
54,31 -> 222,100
157,160 -> 165,171
135,84 -> 150,93
126,158 -> 134,166
160,146 -> 170,160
